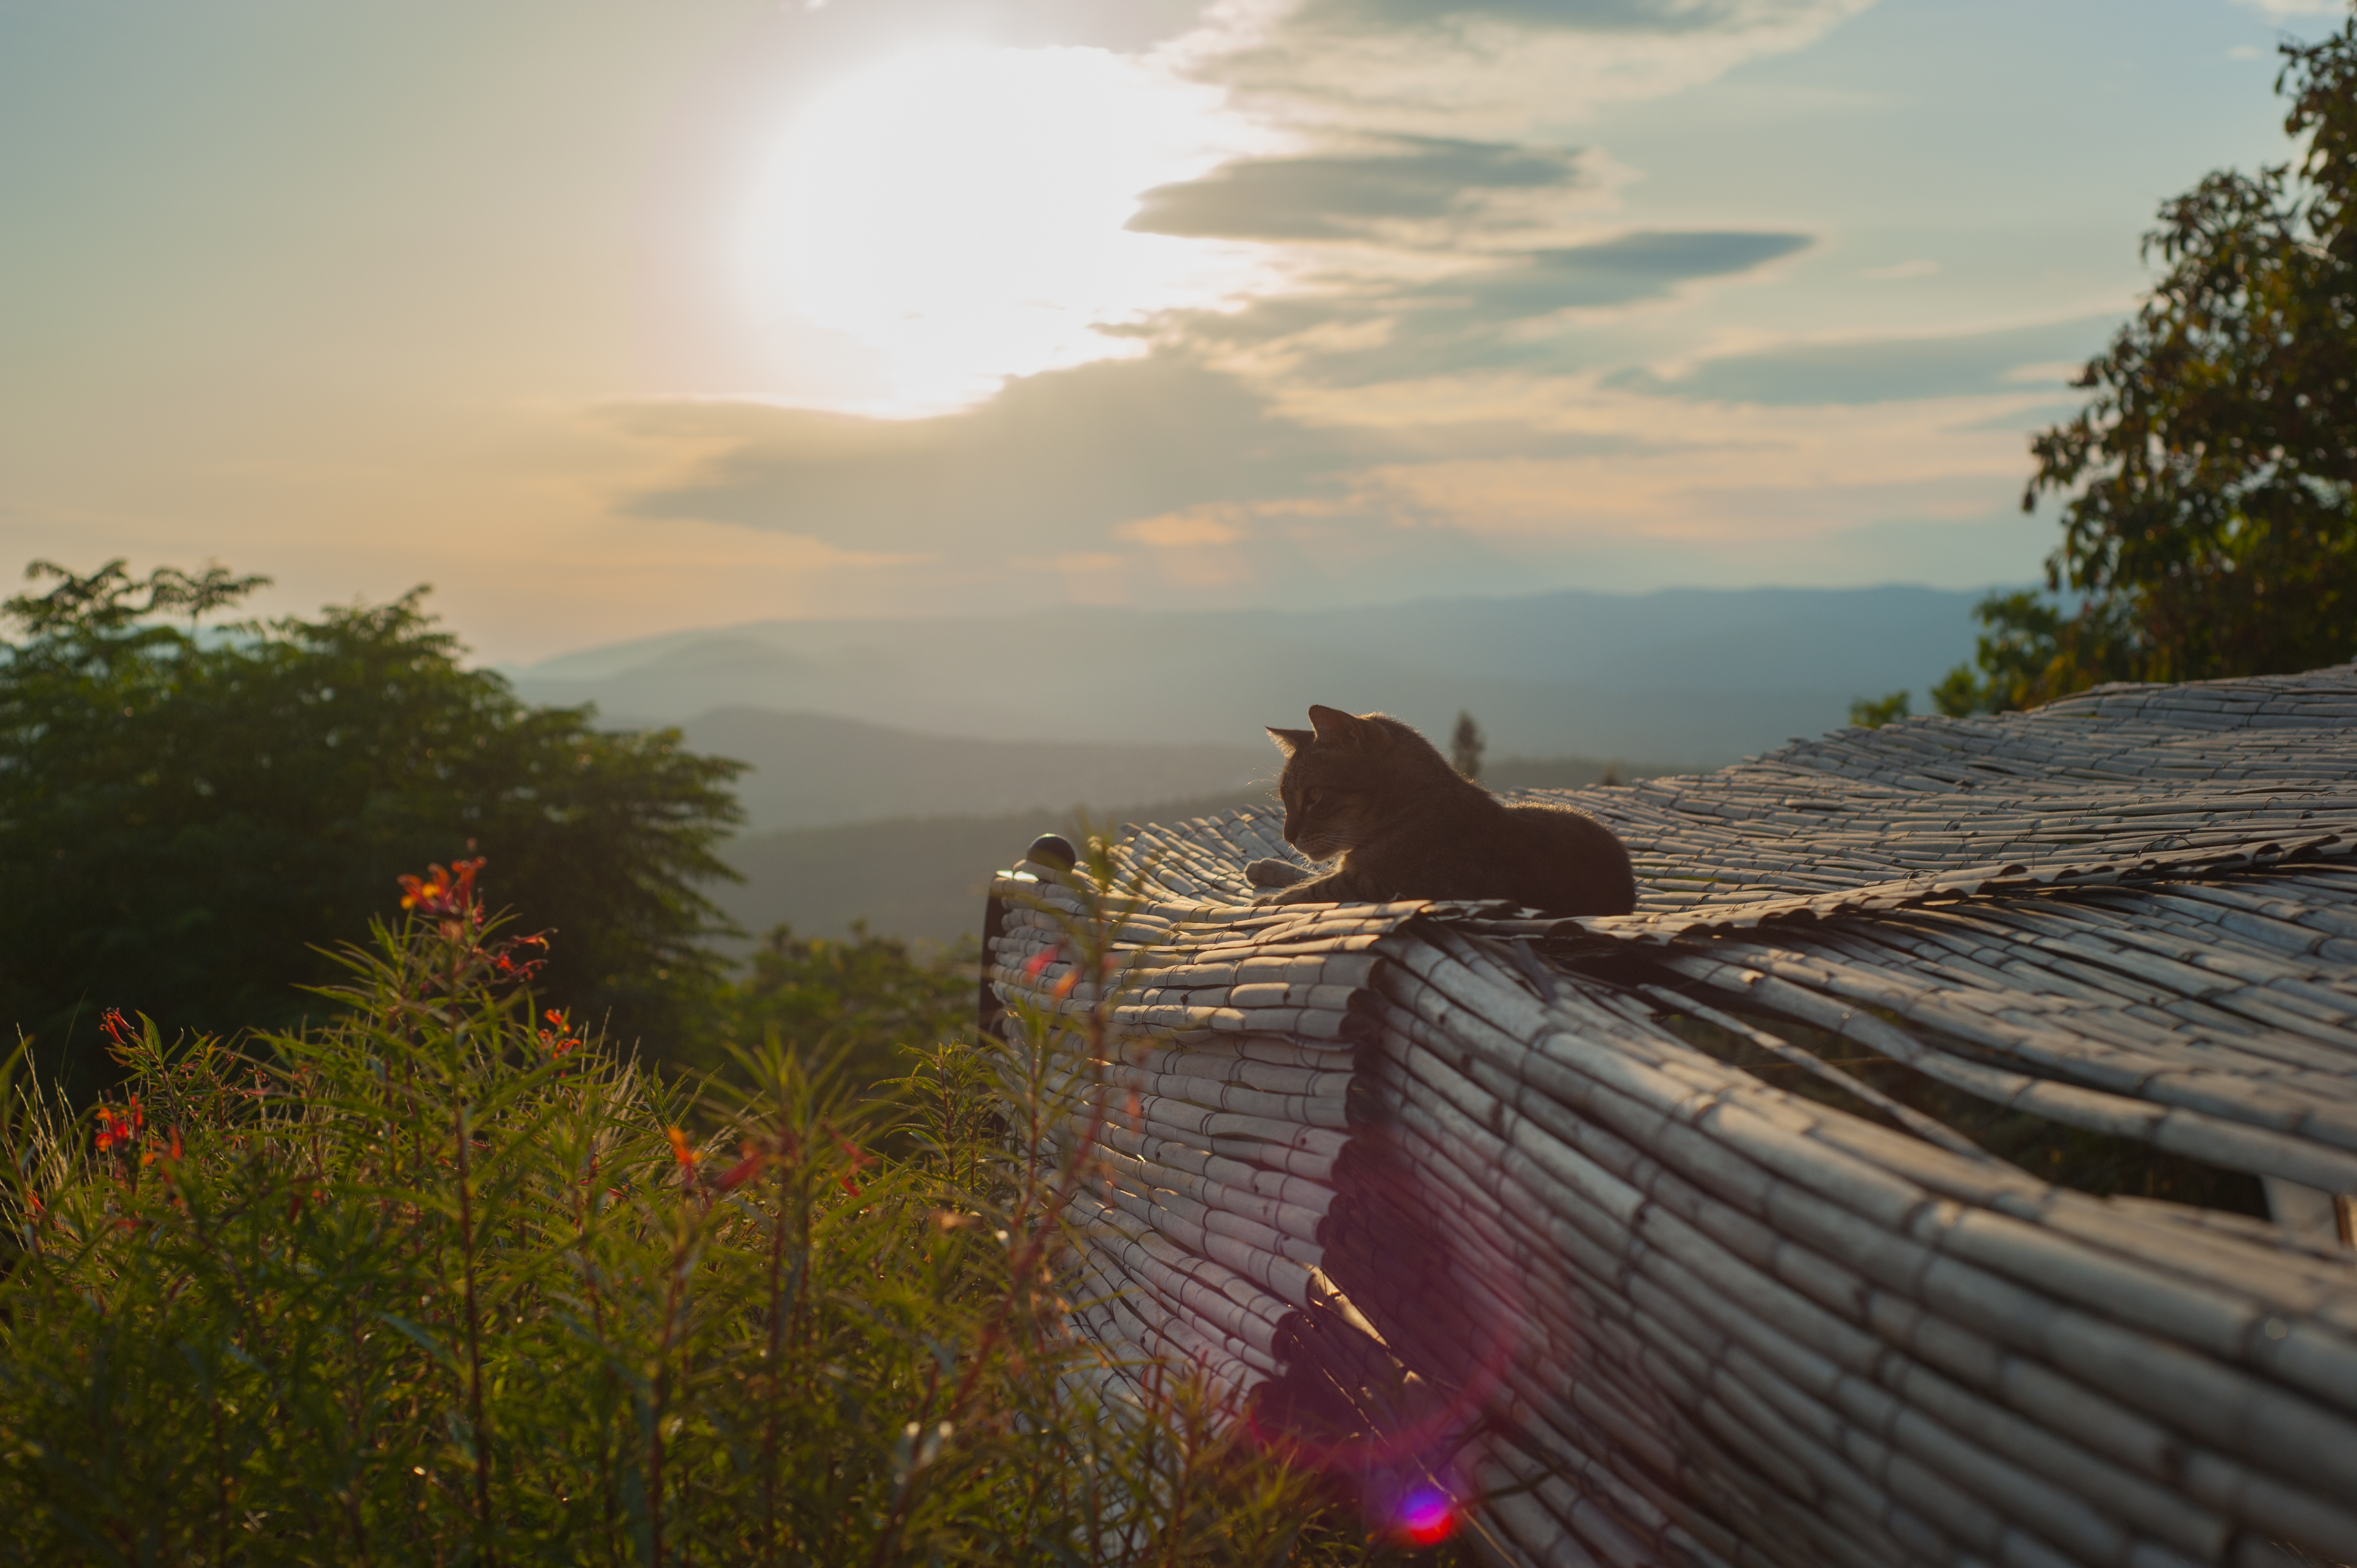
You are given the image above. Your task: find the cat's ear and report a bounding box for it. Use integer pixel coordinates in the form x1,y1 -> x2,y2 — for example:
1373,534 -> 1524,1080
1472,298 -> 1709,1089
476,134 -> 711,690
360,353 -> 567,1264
1265,725 -> 1314,756
1306,704 -> 1365,748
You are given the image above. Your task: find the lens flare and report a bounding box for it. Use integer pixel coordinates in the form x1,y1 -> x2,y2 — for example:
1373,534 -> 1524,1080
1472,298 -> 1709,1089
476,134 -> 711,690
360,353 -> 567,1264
1395,1483 -> 1458,1546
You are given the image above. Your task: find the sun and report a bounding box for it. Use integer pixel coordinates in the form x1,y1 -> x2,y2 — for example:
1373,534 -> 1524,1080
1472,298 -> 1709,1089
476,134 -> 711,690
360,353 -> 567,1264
744,44 -> 1262,414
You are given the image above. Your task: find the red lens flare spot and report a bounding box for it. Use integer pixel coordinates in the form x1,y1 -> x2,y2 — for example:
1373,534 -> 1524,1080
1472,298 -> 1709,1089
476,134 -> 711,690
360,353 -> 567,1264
1394,1484 -> 1458,1546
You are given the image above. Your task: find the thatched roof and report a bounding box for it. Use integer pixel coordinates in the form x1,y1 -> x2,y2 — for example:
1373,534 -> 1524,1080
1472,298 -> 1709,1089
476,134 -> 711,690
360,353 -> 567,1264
985,663 -> 2357,1567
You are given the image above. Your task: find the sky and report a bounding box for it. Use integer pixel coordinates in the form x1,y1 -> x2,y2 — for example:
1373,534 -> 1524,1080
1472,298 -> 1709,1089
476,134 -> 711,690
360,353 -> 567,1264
1,0 -> 2348,663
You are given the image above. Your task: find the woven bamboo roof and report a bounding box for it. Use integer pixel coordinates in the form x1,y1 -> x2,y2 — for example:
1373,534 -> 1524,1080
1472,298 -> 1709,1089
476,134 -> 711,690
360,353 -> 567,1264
984,663 -> 2357,1567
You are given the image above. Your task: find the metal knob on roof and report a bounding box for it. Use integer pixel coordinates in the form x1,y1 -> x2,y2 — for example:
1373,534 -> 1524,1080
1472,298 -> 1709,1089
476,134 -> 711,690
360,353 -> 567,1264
1025,834 -> 1077,871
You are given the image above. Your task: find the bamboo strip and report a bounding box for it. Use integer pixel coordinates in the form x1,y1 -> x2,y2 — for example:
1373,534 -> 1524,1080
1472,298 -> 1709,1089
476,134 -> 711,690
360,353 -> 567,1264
994,661 -> 2357,1568
1363,1015 -> 2235,1568
1657,948 -> 2357,1191
1369,951 -> 2357,1548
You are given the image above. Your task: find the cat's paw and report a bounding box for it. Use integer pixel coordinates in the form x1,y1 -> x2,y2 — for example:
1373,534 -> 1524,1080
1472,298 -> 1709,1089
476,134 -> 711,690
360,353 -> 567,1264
1245,857 -> 1309,889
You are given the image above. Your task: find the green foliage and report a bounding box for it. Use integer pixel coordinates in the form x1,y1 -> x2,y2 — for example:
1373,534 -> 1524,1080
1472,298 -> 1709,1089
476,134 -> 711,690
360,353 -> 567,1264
1944,22 -> 2357,713
0,883 -> 1418,1565
0,560 -> 745,1084
706,920 -> 977,1094
1845,690 -> 1911,729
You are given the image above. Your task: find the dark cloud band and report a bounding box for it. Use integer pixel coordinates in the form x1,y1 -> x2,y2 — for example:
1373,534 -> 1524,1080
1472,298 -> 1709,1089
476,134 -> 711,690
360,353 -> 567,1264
1415,230 -> 1812,313
1128,136 -> 1586,242
1289,0 -> 1758,35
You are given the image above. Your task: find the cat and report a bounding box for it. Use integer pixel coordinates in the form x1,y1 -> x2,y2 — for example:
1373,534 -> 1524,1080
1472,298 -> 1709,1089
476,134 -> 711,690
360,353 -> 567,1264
1246,704 -> 1637,916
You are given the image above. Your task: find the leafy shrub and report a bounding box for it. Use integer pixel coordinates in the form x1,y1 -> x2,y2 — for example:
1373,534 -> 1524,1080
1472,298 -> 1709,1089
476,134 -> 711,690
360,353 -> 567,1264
1942,21 -> 2357,714
0,561 -> 745,1087
0,864 -> 1419,1565
702,921 -> 978,1097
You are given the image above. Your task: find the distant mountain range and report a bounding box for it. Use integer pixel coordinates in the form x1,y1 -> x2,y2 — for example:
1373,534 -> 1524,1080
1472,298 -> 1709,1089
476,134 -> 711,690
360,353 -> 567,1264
506,583 -> 1990,765
677,708 -> 1272,834
503,583 -> 1992,938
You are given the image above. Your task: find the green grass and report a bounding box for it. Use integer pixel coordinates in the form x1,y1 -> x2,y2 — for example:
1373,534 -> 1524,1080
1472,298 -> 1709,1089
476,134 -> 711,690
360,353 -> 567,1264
0,885 -> 1452,1566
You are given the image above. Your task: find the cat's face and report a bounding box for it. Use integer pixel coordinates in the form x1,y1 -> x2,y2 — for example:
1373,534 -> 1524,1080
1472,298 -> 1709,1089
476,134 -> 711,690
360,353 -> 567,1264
1277,770 -> 1378,860
1265,704 -> 1396,860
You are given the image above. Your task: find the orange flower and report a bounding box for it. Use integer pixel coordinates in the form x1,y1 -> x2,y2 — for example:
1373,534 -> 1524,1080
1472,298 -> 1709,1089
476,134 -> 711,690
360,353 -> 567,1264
493,932 -> 549,984
98,1008 -> 137,1052
140,1126 -> 183,1169
92,1098 -> 143,1154
665,1127 -> 699,1171
538,1008 -> 581,1058
397,857 -> 486,917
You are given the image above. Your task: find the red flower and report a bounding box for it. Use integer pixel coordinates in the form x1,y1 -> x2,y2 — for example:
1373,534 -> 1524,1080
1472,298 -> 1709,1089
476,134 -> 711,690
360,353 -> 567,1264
99,1008 -> 137,1051
397,857 -> 486,918
665,1127 -> 699,1172
1023,945 -> 1061,981
538,1008 -> 581,1058
93,1098 -> 143,1154
493,932 -> 550,984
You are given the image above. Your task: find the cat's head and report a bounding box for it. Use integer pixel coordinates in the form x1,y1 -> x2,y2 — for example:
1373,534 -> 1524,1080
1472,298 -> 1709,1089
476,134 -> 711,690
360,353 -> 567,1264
1264,704 -> 1449,859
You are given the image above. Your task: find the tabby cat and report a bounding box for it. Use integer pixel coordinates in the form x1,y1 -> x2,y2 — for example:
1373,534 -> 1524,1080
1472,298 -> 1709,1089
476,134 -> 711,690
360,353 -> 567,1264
1247,704 -> 1636,916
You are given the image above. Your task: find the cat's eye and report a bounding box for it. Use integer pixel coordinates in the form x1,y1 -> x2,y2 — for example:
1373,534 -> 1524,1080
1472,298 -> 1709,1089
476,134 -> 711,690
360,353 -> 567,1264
1302,788 -> 1326,814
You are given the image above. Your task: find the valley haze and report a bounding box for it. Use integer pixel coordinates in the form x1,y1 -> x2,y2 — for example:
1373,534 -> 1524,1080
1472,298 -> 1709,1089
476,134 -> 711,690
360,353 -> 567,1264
505,584 -> 1991,942
510,583 -> 1987,773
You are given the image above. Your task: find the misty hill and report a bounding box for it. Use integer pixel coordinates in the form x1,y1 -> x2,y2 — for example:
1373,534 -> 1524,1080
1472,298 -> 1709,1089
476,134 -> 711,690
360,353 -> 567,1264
508,584 -> 1987,764
709,755 -> 1671,946
678,708 -> 1273,833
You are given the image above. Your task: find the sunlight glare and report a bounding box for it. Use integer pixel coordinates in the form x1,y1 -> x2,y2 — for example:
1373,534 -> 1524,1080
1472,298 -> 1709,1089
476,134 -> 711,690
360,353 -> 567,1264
747,45 -> 1260,414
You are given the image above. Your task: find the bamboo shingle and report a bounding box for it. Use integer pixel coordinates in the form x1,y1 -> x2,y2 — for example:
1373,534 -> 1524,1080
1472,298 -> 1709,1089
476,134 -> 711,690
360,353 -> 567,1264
984,662 -> 2357,1566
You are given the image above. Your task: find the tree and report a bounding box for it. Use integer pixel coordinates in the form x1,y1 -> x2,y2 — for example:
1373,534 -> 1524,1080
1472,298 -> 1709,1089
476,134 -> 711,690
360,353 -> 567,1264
1941,19 -> 2357,713
1847,690 -> 1911,729
1449,710 -> 1485,779
0,560 -> 745,1086
707,920 -> 977,1094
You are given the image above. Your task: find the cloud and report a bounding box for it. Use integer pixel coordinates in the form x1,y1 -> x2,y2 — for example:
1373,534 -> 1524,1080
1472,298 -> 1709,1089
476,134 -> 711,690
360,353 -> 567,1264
603,348 -> 1639,610
1127,134 -> 1589,243
1119,511 -> 1249,545
611,353 -> 1365,553
1409,230 -> 1811,313
1169,0 -> 1879,136
1607,314 -> 2119,406
606,325 -> 2041,562
1286,0 -> 1773,35
1170,227 -> 1812,385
